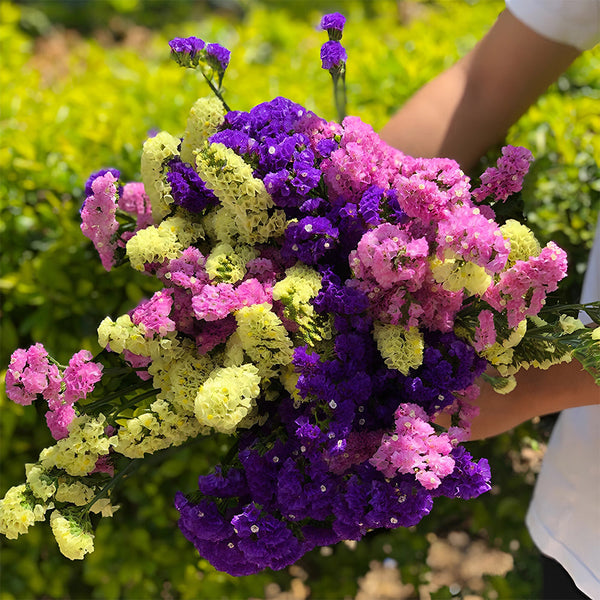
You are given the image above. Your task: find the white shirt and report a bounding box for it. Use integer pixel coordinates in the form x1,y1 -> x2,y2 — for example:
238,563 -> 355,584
506,0 -> 600,50
503,3 -> 600,596
525,218 -> 600,599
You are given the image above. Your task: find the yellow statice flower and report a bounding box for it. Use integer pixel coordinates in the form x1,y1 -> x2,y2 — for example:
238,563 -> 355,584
223,330 -> 245,367
272,264 -> 331,345
500,219 -> 541,268
25,463 -> 56,502
559,314 -> 585,334
195,142 -> 287,245
235,303 -> 295,377
194,364 -> 261,434
0,484 -> 48,539
39,415 -> 114,477
126,213 -> 204,271
50,511 -> 94,560
373,323 -> 424,375
481,319 -> 527,374
280,363 -> 303,403
55,481 -> 95,506
98,314 -> 147,355
489,374 -> 517,395
180,96 -> 226,164
158,347 -> 216,414
140,130 -> 181,221
205,242 -> 255,283
430,253 -> 491,296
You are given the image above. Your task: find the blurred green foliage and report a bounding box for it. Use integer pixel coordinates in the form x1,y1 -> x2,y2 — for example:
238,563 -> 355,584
1,0 -> 598,598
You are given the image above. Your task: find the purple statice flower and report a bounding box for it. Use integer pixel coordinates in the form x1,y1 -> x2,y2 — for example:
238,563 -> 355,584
358,185 -> 384,226
209,129 -> 254,157
281,216 -> 338,265
320,40 -> 347,71
169,36 -> 206,68
205,42 -> 231,74
431,446 -> 492,500
315,137 -> 338,158
198,466 -> 249,498
166,158 -> 218,213
312,268 -> 369,316
320,12 -> 346,41
233,506 -> 305,572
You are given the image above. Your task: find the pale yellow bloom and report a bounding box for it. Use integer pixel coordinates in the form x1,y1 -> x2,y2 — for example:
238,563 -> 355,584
235,303 -> 294,377
500,219 -> 541,268
373,323 -> 424,375
0,484 -> 48,539
194,364 -> 261,434
180,96 -> 226,164
430,253 -> 491,296
25,463 -> 56,502
141,131 -> 181,221
50,511 -> 94,560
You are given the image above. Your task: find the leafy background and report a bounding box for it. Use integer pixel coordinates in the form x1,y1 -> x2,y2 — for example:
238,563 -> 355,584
1,0 -> 598,598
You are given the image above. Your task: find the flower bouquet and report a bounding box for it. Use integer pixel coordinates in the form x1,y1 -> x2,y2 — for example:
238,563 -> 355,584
2,14 -> 599,575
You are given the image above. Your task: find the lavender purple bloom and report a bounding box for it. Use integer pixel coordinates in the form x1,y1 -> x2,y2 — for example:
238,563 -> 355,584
320,12 -> 346,41
320,40 -> 347,71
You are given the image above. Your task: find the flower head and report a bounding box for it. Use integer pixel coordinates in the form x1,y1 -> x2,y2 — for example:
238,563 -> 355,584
169,36 -> 206,67
205,42 -> 231,74
320,13 -> 346,41
320,40 -> 347,72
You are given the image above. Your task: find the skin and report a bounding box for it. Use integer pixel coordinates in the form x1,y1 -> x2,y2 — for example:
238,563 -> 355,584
436,362 -> 599,440
380,8 -> 599,438
379,9 -> 581,172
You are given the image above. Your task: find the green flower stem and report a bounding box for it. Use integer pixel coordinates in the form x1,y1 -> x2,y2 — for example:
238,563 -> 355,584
83,380 -> 154,412
83,459 -> 139,511
111,388 -> 160,420
201,71 -> 231,112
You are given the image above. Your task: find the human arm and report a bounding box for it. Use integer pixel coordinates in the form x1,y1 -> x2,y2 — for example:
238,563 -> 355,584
454,361 -> 599,441
379,9 -> 581,172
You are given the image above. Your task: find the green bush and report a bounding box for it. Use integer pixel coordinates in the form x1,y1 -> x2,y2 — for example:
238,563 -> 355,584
1,1 -> 597,598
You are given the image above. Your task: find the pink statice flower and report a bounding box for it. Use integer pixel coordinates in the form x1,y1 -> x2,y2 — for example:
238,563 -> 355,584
157,246 -> 209,292
122,350 -> 152,381
350,223 -> 429,292
370,403 -> 455,490
131,289 -> 177,337
472,145 -> 533,203
321,116 -> 405,202
45,403 -> 76,440
473,310 -> 497,352
118,182 -> 154,233
484,241 -> 568,328
5,343 -> 60,406
412,277 -> 465,332
192,278 -> 272,322
80,172 -> 120,270
92,454 -> 115,476
436,204 -> 510,274
192,282 -> 239,321
62,349 -> 104,405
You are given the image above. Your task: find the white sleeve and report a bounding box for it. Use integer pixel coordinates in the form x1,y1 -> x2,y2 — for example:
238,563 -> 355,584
506,0 -> 600,50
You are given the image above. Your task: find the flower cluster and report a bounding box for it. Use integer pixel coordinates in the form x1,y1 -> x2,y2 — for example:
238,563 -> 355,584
2,20 -> 598,574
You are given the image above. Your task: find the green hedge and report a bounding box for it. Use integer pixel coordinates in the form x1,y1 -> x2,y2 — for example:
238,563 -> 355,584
1,1 -> 598,598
